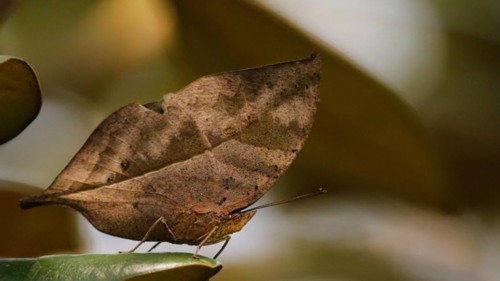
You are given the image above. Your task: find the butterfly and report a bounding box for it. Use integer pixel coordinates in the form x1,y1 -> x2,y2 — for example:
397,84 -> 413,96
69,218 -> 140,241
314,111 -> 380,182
20,54 -> 321,259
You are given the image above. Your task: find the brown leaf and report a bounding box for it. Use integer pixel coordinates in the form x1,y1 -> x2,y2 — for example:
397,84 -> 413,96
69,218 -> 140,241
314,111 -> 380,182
20,54 -> 321,246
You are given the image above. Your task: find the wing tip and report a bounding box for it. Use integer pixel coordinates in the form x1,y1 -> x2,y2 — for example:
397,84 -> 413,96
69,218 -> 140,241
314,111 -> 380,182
19,193 -> 58,210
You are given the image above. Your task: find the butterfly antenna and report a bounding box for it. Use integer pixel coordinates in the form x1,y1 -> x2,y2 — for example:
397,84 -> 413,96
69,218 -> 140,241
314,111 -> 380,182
242,188 -> 327,213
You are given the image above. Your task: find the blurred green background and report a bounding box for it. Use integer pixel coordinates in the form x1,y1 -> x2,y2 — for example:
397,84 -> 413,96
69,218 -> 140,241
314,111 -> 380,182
0,0 -> 499,280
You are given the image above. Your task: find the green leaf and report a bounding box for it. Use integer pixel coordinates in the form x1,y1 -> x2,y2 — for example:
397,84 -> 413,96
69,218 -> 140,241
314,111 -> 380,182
0,253 -> 222,281
0,56 -> 41,144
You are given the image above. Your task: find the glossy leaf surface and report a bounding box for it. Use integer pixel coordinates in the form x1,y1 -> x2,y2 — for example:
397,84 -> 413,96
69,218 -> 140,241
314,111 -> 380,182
0,253 -> 221,281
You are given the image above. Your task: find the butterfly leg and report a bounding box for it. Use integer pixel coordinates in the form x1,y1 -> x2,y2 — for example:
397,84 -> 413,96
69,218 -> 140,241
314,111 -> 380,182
120,216 -> 172,253
192,225 -> 219,259
147,219 -> 177,252
147,241 -> 162,252
213,236 -> 231,259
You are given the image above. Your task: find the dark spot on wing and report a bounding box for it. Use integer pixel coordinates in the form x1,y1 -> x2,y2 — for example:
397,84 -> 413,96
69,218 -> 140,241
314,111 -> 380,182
121,160 -> 130,171
221,177 -> 236,190
218,197 -> 227,206
271,72 -> 320,108
234,70 -> 276,102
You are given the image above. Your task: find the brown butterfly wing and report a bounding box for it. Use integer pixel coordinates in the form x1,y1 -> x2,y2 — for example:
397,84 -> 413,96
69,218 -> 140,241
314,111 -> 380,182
20,54 -> 321,241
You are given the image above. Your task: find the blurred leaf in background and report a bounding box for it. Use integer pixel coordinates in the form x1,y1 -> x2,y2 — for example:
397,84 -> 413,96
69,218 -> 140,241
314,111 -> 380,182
0,0 -> 16,25
0,0 -> 499,281
172,0 -> 452,208
0,56 -> 41,144
417,0 -> 500,210
0,180 -> 79,257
